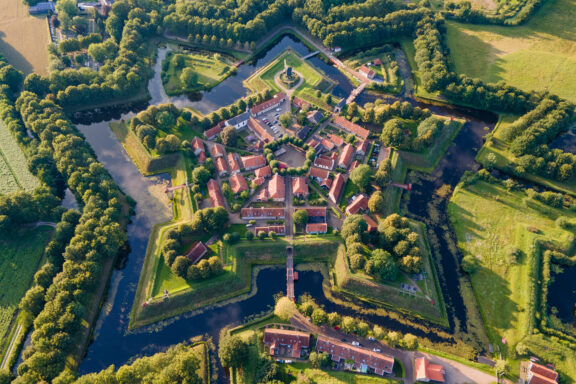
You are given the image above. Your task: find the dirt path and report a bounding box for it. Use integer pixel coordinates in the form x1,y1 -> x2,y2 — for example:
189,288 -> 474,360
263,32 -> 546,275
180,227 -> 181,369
393,48 -> 415,99
0,322 -> 22,370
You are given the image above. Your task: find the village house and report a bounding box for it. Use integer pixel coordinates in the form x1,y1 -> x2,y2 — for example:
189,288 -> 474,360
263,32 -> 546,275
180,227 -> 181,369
309,166 -> 330,183
415,357 -> 446,383
250,93 -> 287,117
333,116 -> 370,140
258,173 -> 285,202
363,214 -> 378,232
296,207 -> 327,220
264,328 -> 311,359
215,157 -> 229,177
204,121 -> 225,140
254,225 -> 286,236
241,207 -> 285,219
313,156 -> 334,170
292,97 -> 311,110
292,177 -> 309,198
207,179 -> 225,208
321,138 -> 336,152
315,336 -> 394,376
255,165 -> 272,179
329,134 -> 344,147
356,139 -> 370,156
241,154 -> 267,171
248,117 -> 274,143
306,223 -> 328,234
346,194 -> 368,215
211,143 -> 226,158
526,362 -> 558,384
229,173 -> 249,194
185,241 -> 208,265
359,65 -> 376,80
191,137 -> 205,156
225,111 -> 250,130
338,144 -> 355,169
329,173 -> 345,204
227,153 -> 242,174
307,110 -> 324,125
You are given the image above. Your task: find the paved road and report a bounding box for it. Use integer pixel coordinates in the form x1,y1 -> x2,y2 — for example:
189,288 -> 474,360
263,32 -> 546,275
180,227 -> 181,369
285,176 -> 294,238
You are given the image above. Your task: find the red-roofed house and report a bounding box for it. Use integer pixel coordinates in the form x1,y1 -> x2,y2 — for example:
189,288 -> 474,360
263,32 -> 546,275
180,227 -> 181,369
333,116 -> 370,140
292,96 -> 310,110
329,134 -> 344,147
363,214 -> 378,232
314,156 -> 334,170
415,357 -> 445,383
250,93 -> 287,116
255,165 -> 272,178
228,153 -> 242,174
191,137 -> 205,156
338,144 -> 355,169
185,241 -> 208,264
207,179 -> 225,208
248,117 -> 274,143
264,328 -> 311,359
349,160 -> 360,171
255,225 -> 286,236
268,174 -> 285,201
229,173 -> 249,194
215,157 -> 229,176
329,173 -> 345,204
315,336 -> 394,376
309,166 -> 329,182
320,177 -> 332,190
197,151 -> 207,164
241,207 -> 285,219
306,223 -> 328,234
292,177 -> 309,198
356,140 -> 370,156
373,58 -> 382,66
252,176 -> 265,186
527,362 -> 558,384
346,194 -> 368,215
321,138 -> 336,152
296,207 -> 327,219
359,65 -> 375,80
242,154 -> 267,171
204,121 -> 224,140
211,143 -> 226,158
307,137 -> 321,151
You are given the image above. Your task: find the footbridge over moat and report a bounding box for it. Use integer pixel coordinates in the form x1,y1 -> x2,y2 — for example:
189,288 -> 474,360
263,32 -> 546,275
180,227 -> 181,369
286,246 -> 298,301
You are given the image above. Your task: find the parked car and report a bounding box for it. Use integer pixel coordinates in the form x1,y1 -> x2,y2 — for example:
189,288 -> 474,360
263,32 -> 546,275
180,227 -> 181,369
373,348 -> 381,353
276,108 -> 281,112
340,338 -> 346,342
351,341 -> 360,346
276,359 -> 284,363
285,360 -> 293,364
368,337 -> 375,341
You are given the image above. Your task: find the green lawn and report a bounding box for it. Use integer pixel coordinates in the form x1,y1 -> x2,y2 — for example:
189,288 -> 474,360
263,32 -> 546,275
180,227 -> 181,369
245,49 -> 333,98
448,179 -> 576,356
0,227 -> 52,349
162,51 -> 235,96
282,362 -> 401,384
446,0 -> 576,103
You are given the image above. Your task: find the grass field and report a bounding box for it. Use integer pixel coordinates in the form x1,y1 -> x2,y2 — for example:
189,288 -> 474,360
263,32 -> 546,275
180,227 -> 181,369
162,51 -> 235,96
282,362 -> 401,384
448,179 -> 576,356
0,120 -> 40,193
0,227 -> 52,350
446,0 -> 576,102
245,49 -> 333,97
0,0 -> 50,75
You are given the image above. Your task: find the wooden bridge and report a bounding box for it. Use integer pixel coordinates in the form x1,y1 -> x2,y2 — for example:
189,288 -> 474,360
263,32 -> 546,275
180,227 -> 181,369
164,182 -> 189,193
390,182 -> 412,191
302,51 -> 320,59
346,83 -> 367,105
286,246 -> 297,301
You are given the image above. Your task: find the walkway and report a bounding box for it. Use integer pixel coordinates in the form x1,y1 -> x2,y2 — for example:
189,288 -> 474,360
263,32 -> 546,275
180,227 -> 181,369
346,82 -> 367,105
286,247 -> 295,301
302,51 -> 319,59
0,323 -> 22,370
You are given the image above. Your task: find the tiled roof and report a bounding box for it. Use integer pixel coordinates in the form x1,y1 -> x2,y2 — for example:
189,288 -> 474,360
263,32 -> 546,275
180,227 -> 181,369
363,214 -> 378,232
255,165 -> 272,178
229,173 -> 248,194
345,194 -> 368,215
296,207 -> 327,218
197,151 -> 207,163
211,143 -> 226,158
185,241 -> 208,265
306,223 -> 328,233
264,328 -> 310,348
316,336 -> 394,375
359,65 -> 376,78
309,166 -> 329,180
321,138 -> 336,151
529,363 -> 558,384
248,117 -> 274,143
329,134 -> 344,147
241,154 -> 267,170
215,156 -> 229,175
204,122 -> 224,139
268,174 -> 285,200
415,358 -> 445,383
228,153 -> 242,173
356,139 -> 369,154
191,137 -> 204,153
207,179 -> 225,208
241,207 -> 285,218
333,116 -> 370,140
349,160 -> 360,171
253,176 -> 265,186
292,177 -> 309,196
293,97 -> 311,110
338,144 -> 355,169
328,173 -> 345,204
250,93 -> 287,115
314,156 -> 334,170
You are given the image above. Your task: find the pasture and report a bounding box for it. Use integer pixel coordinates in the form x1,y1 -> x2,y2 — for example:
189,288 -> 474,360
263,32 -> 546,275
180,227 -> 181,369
0,226 -> 52,350
0,120 -> 40,193
0,0 -> 50,75
448,179 -> 576,356
446,0 -> 576,102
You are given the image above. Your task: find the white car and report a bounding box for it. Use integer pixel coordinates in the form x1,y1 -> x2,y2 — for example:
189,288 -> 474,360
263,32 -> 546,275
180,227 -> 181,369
373,348 -> 381,353
351,341 -> 360,346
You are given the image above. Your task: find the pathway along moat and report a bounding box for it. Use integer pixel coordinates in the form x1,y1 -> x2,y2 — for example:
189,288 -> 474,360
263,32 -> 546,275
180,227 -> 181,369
74,36 -> 497,379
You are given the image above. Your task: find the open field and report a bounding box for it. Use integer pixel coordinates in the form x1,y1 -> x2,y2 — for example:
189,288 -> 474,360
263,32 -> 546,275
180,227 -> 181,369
448,179 -> 576,356
162,51 -> 235,96
282,362 -> 401,384
446,0 -> 576,103
0,0 -> 50,75
0,120 -> 40,193
0,227 -> 52,353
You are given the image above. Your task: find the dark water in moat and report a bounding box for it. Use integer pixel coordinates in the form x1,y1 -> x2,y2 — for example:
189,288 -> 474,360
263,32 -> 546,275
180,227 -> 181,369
69,35 -> 503,379
549,266 -> 576,325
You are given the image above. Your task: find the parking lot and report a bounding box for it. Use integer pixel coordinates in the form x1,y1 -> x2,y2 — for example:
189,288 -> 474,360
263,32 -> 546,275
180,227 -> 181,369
257,99 -> 291,139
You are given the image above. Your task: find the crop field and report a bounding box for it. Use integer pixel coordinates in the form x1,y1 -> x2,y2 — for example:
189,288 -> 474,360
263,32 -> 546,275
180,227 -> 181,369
0,121 -> 40,193
0,227 -> 52,348
448,180 -> 576,355
0,0 -> 50,75
446,0 -> 576,103
162,51 -> 234,96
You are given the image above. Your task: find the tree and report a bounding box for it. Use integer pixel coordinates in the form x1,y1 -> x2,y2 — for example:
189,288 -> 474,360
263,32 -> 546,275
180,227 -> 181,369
293,209 -> 309,228
221,126 -> 238,147
374,158 -> 392,187
381,119 -> 405,148
258,231 -> 267,240
309,352 -> 330,368
484,152 -> 497,170
341,316 -> 357,334
387,331 -> 401,347
246,231 -> 254,241
279,112 -> 292,129
368,191 -> 385,213
495,360 -> 510,377
171,256 -> 191,277
55,0 -> 78,30
327,312 -> 341,326
349,164 -> 373,192
373,325 -> 386,340
357,321 -> 370,337
311,308 -> 327,325
192,166 -> 211,186
180,67 -> 198,87
401,333 -> 418,350
274,296 -> 297,321
349,253 -> 365,270
341,215 -> 367,240
366,249 -> 398,281
219,335 -> 249,368
461,255 -> 480,274
19,286 -> 45,316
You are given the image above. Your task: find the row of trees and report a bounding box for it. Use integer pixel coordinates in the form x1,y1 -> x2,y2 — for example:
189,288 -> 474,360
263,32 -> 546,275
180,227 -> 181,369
380,116 -> 451,152
355,100 -> 431,126
14,92 -> 128,384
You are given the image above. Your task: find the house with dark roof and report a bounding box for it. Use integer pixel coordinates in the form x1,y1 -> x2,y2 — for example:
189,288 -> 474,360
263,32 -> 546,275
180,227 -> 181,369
346,194 -> 368,215
229,173 -> 249,194
527,362 -> 558,384
333,116 -> 370,140
415,357 -> 445,383
207,179 -> 225,208
315,336 -> 394,376
264,329 -> 311,359
29,1 -> 55,14
329,173 -> 345,204
307,110 -> 324,125
338,144 -> 355,169
296,126 -> 310,140
292,177 -> 309,198
250,93 -> 287,116
185,241 -> 208,264
225,111 -> 250,130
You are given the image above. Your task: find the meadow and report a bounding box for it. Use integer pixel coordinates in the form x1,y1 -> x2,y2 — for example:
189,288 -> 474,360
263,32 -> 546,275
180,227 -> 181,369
0,0 -> 50,75
446,0 -> 576,103
0,227 -> 52,351
0,120 -> 40,193
448,179 -> 576,357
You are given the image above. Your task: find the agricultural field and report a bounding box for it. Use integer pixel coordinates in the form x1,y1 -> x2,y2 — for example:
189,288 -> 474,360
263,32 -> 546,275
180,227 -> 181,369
0,120 -> 40,193
162,51 -> 235,96
448,179 -> 576,356
0,0 -> 50,75
0,226 -> 52,350
446,0 -> 576,103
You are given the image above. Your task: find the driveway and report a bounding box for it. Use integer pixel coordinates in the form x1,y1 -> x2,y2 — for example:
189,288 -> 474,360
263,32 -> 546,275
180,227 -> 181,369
413,352 -> 496,384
